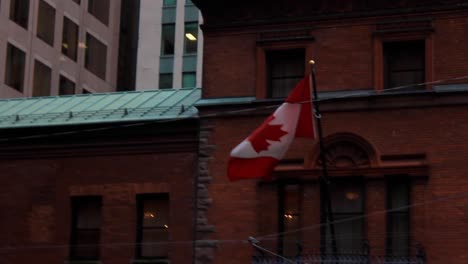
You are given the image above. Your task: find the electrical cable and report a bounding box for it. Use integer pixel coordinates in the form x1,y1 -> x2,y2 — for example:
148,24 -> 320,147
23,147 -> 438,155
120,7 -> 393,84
0,76 -> 468,252
1,75 -> 468,143
255,191 -> 468,240
0,190 -> 465,251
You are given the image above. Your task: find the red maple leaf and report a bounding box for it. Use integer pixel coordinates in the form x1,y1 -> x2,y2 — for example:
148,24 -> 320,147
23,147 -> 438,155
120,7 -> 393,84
248,115 -> 288,153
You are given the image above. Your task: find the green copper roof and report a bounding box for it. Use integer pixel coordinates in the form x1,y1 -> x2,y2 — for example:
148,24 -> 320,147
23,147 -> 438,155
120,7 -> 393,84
0,88 -> 201,129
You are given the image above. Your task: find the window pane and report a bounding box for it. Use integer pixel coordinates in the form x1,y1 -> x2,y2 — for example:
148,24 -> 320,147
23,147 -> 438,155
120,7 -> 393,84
387,180 -> 410,256
73,229 -> 100,259
62,17 -> 79,61
267,49 -> 304,98
71,197 -> 102,260
85,33 -> 107,80
325,181 -> 364,254
32,60 -> 51,97
284,185 -> 300,215
141,229 -> 169,257
330,182 -> 363,213
326,215 -> 363,254
271,78 -> 302,98
88,0 -> 109,25
282,216 -> 300,257
384,40 -> 425,90
143,199 -> 169,227
389,213 -> 409,256
137,195 -> 170,258
388,71 -> 424,90
184,23 -> 198,54
161,24 -> 175,55
280,185 -> 301,256
164,0 -> 176,6
389,181 -> 409,211
159,73 -> 173,89
10,0 -> 30,29
59,75 -> 76,95
37,0 -> 55,46
4,43 -> 26,92
182,72 -> 196,87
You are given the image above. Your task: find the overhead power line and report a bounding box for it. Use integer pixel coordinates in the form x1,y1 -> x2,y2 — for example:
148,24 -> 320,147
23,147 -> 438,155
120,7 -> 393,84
0,190 -> 465,251
1,75 -> 468,143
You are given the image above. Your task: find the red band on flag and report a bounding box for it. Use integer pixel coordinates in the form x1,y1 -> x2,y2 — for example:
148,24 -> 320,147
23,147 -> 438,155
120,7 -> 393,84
228,157 -> 278,181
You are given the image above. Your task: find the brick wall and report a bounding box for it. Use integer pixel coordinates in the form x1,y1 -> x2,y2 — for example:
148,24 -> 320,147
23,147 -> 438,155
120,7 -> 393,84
201,103 -> 468,263
0,125 -> 198,264
202,12 -> 468,99
198,4 -> 468,264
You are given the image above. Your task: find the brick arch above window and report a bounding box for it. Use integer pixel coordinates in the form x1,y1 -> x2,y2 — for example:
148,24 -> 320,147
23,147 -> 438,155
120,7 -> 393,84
278,137 -> 427,180
306,133 -> 379,169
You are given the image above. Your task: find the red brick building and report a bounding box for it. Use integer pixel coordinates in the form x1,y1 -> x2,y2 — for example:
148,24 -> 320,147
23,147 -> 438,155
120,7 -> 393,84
0,89 -> 200,264
193,0 -> 468,263
2,1 -> 468,264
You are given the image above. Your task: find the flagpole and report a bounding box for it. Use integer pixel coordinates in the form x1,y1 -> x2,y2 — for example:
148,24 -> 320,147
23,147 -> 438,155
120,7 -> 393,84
308,60 -> 338,256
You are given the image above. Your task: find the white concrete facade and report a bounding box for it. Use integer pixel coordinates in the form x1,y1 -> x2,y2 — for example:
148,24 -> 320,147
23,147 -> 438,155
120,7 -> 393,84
0,0 -> 122,98
136,0 -> 203,90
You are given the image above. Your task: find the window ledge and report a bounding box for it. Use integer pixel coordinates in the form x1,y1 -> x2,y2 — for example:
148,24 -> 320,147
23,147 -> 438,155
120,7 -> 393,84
131,259 -> 170,264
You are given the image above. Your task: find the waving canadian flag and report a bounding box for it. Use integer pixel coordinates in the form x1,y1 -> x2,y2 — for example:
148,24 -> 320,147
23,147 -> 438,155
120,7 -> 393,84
228,77 -> 315,181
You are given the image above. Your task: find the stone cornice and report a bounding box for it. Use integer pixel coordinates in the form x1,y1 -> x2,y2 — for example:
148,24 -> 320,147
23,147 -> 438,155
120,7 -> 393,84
195,1 -> 468,32
0,120 -> 199,159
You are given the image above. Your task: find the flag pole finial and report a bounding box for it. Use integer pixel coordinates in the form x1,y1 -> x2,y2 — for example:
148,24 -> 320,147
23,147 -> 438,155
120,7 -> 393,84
308,59 -> 315,65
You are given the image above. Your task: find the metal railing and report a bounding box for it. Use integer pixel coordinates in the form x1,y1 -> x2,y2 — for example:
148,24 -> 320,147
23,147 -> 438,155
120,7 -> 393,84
251,241 -> 425,264
252,255 -> 425,264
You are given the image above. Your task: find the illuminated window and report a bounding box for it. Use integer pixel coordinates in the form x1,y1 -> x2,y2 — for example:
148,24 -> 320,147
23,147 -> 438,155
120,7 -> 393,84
279,184 -> 301,256
37,0 -> 55,46
325,180 -> 364,254
184,23 -> 198,54
136,194 -> 170,259
62,17 -> 79,61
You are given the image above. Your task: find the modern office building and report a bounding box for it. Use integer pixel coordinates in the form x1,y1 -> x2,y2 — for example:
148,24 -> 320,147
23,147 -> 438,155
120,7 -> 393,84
0,0 -> 123,98
135,0 -> 203,90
